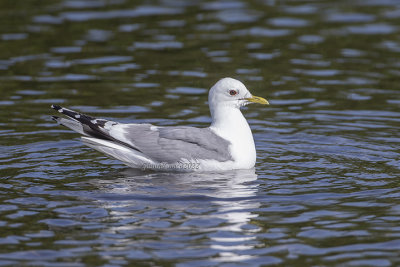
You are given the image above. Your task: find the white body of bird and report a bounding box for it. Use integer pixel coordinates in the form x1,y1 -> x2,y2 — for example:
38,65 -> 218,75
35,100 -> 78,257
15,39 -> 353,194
52,77 -> 268,172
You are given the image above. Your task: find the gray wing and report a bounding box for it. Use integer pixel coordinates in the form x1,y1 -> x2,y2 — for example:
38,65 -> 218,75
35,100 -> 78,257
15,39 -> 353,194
117,125 -> 232,163
51,105 -> 232,163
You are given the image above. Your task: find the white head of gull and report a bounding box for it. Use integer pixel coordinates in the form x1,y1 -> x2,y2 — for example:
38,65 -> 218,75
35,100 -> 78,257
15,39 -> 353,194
208,78 -> 269,170
51,77 -> 269,172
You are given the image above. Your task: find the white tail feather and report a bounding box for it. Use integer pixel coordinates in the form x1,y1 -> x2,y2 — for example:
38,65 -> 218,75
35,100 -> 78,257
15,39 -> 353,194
81,137 -> 154,168
54,117 -> 87,136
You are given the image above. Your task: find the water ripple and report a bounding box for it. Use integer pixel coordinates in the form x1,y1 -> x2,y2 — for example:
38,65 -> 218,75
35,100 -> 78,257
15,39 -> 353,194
60,6 -> 183,21
1,0 -> 400,266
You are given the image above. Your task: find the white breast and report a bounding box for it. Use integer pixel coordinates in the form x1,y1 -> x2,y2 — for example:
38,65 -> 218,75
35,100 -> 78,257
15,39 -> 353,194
209,107 -> 256,169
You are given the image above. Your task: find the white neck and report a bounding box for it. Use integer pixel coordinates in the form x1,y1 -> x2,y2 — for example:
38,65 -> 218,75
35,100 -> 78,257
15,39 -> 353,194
209,104 -> 256,168
210,105 -> 247,132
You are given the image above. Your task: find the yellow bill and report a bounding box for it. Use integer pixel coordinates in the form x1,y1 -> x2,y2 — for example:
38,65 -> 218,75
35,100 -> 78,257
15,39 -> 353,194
245,95 -> 269,105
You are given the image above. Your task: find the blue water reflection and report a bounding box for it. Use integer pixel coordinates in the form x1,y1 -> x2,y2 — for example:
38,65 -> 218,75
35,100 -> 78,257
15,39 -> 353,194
1,0 -> 400,266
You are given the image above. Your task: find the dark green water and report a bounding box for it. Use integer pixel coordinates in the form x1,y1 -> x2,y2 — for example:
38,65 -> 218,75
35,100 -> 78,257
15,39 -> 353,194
1,0 -> 400,266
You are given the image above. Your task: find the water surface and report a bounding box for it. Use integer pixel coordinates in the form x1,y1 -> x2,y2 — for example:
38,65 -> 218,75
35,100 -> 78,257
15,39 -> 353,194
1,0 -> 400,266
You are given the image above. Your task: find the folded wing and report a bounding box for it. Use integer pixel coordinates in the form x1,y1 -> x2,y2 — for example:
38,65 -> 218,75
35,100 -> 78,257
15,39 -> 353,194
111,124 -> 232,163
51,105 -> 232,164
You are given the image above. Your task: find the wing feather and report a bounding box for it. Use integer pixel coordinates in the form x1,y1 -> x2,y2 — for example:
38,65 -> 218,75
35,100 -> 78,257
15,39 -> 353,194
112,125 -> 232,163
51,105 -> 232,164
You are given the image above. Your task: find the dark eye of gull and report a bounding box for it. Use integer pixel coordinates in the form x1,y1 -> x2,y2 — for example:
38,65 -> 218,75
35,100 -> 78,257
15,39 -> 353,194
229,90 -> 238,96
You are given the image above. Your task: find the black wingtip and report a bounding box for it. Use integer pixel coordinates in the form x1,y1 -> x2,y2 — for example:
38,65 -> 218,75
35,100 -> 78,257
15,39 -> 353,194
51,104 -> 62,111
51,115 -> 62,125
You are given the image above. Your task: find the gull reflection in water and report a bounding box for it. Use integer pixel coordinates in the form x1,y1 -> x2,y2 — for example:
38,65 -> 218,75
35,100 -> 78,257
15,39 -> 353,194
89,168 -> 261,262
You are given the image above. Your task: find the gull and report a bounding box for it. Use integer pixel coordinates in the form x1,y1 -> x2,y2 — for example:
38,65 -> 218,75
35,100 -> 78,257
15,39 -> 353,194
51,77 -> 269,171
